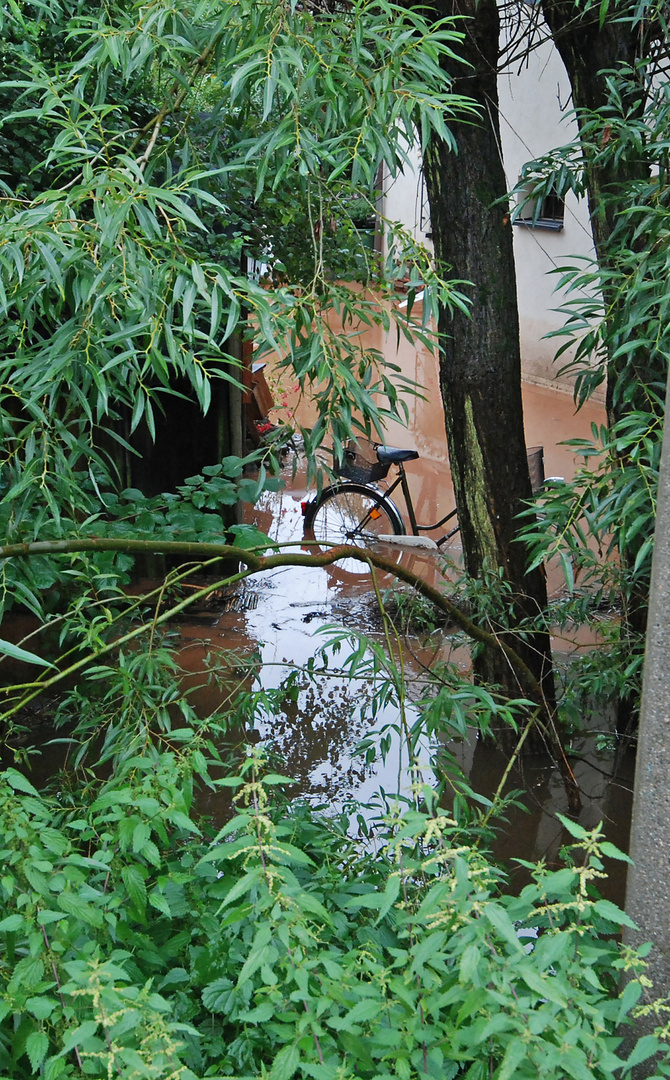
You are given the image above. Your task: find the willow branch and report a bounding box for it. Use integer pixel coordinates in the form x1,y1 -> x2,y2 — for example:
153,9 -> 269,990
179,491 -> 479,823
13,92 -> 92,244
132,35 -> 222,169
0,536 -> 581,810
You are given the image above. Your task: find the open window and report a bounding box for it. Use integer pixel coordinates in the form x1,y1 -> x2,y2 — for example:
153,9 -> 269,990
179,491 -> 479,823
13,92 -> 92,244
514,182 -> 565,231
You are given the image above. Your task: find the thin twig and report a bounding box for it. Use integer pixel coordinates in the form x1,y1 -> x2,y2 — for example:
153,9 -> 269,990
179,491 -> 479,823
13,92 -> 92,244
0,536 -> 581,811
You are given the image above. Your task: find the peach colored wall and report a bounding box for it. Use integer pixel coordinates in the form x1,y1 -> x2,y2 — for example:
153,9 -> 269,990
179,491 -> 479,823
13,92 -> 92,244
382,22 -> 603,399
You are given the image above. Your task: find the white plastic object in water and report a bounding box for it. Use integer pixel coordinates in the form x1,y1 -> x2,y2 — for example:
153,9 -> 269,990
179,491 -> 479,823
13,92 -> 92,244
378,534 -> 439,550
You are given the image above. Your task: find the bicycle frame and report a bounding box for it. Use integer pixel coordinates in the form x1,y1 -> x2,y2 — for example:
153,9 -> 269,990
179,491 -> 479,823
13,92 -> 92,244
381,463 -> 459,546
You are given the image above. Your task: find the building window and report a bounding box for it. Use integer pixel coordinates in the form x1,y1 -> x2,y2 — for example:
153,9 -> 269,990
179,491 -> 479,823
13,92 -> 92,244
514,183 -> 565,231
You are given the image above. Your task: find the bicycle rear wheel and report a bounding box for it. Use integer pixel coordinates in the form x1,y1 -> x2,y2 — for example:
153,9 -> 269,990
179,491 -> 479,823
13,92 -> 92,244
304,483 -> 404,575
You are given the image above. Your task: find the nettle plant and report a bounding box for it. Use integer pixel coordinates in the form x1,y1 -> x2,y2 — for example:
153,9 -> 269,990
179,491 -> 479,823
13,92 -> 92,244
0,743 -> 668,1080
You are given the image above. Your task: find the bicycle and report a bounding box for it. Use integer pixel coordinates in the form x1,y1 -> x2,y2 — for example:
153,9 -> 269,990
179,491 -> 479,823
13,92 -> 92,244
301,439 -> 546,571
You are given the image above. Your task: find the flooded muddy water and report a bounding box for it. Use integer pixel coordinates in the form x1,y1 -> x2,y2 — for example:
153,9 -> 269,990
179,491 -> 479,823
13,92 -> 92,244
178,329 -> 632,898
2,314 -> 634,898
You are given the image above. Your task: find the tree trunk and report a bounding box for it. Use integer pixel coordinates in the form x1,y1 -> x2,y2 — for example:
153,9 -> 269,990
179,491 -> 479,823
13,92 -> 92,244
540,3 -> 645,310
539,2 -> 650,730
423,0 -> 555,714
623,363 -> 670,1051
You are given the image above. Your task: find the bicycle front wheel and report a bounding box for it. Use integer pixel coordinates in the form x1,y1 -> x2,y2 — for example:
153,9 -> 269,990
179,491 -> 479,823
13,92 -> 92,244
305,483 -> 405,574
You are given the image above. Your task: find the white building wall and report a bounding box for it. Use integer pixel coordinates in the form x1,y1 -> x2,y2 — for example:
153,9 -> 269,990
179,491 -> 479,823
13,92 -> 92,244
382,27 -> 599,395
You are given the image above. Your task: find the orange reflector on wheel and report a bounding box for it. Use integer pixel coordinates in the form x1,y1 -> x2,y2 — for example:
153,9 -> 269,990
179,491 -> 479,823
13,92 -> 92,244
369,508 -> 381,520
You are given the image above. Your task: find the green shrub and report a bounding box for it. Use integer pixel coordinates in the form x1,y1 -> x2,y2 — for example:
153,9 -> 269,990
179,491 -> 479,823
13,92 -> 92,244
0,749 -> 667,1080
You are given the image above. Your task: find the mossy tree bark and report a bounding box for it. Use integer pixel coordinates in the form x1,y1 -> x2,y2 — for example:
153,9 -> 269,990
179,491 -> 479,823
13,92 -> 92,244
422,0 -> 555,715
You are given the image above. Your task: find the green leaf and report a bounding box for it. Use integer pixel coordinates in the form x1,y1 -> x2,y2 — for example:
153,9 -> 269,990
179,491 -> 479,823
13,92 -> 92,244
498,1036 -> 527,1080
148,889 -> 172,918
37,911 -> 67,926
228,524 -> 273,550
132,821 -> 151,853
158,968 -> 190,991
274,842 -> 313,867
4,769 -> 40,796
519,967 -> 566,1006
9,956 -> 44,994
59,1020 -> 99,1056
483,904 -> 523,950
139,839 -> 162,868
56,892 -> 103,927
376,873 -> 400,922
332,998 -> 381,1030
599,841 -> 633,863
26,996 -> 58,1020
202,977 -> 234,1013
555,814 -> 589,840
269,1043 -> 300,1080
44,1057 -> 66,1080
238,923 -> 273,985
0,913 -> 24,932
624,1034 -> 660,1071
0,638 -> 55,668
121,866 -> 147,915
344,891 -> 383,911
239,1001 -> 274,1024
593,899 -> 638,929
26,1030 -> 49,1072
459,943 -> 481,983
617,977 -> 642,1024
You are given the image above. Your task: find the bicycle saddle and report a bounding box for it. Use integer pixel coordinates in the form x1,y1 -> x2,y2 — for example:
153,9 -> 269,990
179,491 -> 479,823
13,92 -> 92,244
376,445 -> 420,464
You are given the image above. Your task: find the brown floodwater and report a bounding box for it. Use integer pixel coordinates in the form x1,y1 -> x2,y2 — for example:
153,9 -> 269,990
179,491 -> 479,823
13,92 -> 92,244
1,316 -> 634,901
184,326 -> 632,901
